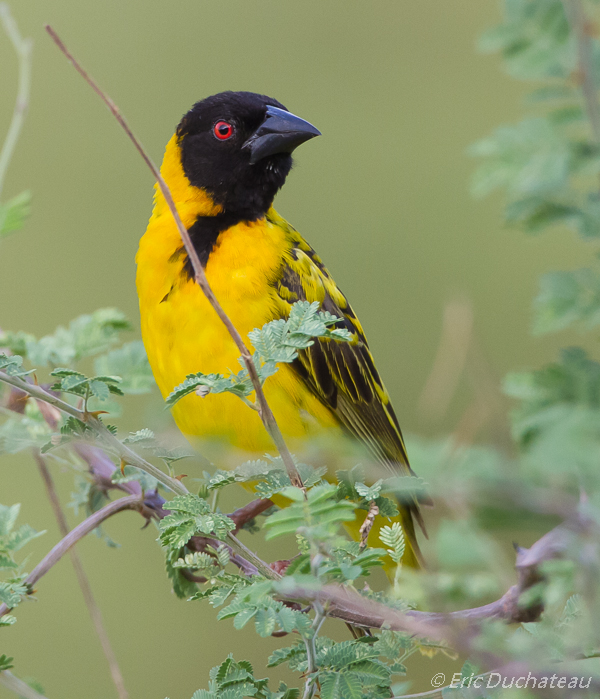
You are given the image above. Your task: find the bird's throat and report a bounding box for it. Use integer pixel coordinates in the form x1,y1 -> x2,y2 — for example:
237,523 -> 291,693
157,134 -> 271,274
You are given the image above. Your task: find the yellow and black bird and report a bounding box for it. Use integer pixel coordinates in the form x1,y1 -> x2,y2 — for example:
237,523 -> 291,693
136,91 -> 423,565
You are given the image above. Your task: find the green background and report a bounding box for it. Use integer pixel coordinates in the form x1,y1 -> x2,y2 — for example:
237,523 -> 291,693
0,1 -> 590,697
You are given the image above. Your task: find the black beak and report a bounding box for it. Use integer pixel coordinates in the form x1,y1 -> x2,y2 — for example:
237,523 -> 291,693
243,105 -> 321,164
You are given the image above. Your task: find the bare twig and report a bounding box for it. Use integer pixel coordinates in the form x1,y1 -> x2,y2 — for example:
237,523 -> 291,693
0,671 -> 49,699
0,494 -> 142,619
34,452 -> 129,699
0,4 -> 32,199
563,0 -> 600,142
44,25 -> 303,490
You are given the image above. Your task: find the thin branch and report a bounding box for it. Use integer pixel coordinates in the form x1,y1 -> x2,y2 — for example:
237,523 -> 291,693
0,671 -> 49,699
563,0 -> 600,142
276,512 -> 595,652
0,4 -> 32,199
34,452 -> 129,699
44,25 -> 303,490
0,370 -> 187,495
0,494 -> 142,619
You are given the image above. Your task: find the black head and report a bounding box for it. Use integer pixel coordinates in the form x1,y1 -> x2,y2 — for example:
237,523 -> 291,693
176,91 -> 320,218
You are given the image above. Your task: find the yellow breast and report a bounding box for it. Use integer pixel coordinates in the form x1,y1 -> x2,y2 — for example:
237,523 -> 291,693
136,136 -> 337,460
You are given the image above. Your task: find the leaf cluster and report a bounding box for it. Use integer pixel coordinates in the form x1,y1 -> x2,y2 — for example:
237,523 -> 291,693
159,494 -> 236,550
187,655 -> 298,699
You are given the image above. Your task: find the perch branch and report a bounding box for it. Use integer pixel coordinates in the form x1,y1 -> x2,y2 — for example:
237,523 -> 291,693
44,25 -> 303,490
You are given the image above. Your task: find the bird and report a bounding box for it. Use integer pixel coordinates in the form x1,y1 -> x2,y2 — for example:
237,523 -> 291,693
136,91 -> 424,566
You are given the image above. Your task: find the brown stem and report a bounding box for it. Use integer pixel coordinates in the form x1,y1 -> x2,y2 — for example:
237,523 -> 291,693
44,25 -> 303,490
229,498 -> 275,532
0,494 -> 142,619
34,452 -> 129,699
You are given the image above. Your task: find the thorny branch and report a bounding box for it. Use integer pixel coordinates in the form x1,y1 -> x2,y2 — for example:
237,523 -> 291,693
44,25 -> 303,490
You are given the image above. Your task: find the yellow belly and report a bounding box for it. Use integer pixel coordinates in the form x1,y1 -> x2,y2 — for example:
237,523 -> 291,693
136,204 -> 338,461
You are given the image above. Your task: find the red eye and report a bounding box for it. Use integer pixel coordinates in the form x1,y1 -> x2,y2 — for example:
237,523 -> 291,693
214,121 -> 234,140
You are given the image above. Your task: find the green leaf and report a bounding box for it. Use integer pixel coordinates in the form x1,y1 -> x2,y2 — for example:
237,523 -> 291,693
0,353 -> 32,378
120,429 -> 193,467
319,671 -> 362,699
267,643 -> 307,669
504,196 -> 577,233
254,607 -> 278,637
248,301 -> 352,368
470,118 -> 572,200
264,485 -> 355,541
0,190 -> 31,238
232,606 -> 258,629
190,691 -> 217,699
94,341 -> 155,394
534,268 -> 600,334
0,580 -> 28,607
122,428 -> 155,445
165,552 -> 198,599
165,370 -> 254,409
0,654 -> 14,671
478,0 -> 573,80
158,494 -> 235,549
379,523 -> 405,564
8,308 -> 131,367
355,480 -> 383,501
0,503 -> 21,538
